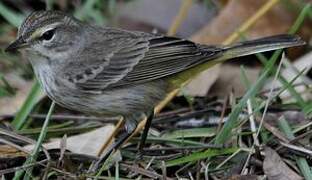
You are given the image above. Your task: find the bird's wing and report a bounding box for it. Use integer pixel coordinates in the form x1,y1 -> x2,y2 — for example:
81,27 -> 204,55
63,32 -> 222,92
112,36 -> 222,87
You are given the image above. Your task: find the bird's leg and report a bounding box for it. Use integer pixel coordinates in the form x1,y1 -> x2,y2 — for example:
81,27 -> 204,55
89,122 -> 136,173
136,111 -> 154,160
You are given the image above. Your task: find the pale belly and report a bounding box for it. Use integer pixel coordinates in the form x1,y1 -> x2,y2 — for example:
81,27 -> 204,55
39,72 -> 167,117
33,60 -> 168,119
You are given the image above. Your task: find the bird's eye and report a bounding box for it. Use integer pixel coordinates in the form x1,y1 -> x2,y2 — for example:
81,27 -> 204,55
41,29 -> 55,41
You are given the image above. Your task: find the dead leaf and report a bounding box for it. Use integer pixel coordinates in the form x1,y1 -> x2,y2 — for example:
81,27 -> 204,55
24,125 -> 115,156
209,64 -> 261,97
263,147 -> 303,180
182,64 -> 220,96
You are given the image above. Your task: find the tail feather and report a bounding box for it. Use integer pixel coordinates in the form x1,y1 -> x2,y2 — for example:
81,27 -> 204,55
220,34 -> 305,60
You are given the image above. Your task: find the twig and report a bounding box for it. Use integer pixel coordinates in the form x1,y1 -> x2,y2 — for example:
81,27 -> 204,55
30,114 -> 119,122
0,114 -> 119,123
278,115 -> 312,179
247,99 -> 260,146
161,161 -> 167,180
149,152 -> 184,160
290,130 -> 312,143
223,0 -> 280,45
167,0 -> 193,36
153,107 -> 216,124
203,162 -> 210,180
241,53 -> 285,175
0,159 -> 49,176
0,128 -> 51,161
120,163 -> 162,179
188,171 -> 194,180
96,116 -> 124,156
0,138 -> 30,155
217,96 -> 228,134
156,107 -> 191,118
258,119 -> 290,143
259,82 -> 307,95
215,148 -> 241,170
15,101 -> 55,179
255,53 -> 285,139
280,142 -> 312,157
0,128 -> 36,145
241,151 -> 253,175
125,144 -> 224,152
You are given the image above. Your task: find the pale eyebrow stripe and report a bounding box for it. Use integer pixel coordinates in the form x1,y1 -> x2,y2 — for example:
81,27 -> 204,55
30,22 -> 62,39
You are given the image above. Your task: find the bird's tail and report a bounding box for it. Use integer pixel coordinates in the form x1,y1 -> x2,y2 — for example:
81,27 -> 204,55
217,34 -> 305,61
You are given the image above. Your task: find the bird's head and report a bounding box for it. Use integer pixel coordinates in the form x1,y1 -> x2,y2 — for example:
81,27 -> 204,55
6,11 -> 84,60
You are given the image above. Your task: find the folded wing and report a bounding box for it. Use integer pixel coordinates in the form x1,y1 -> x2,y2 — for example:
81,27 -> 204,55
66,35 -> 222,91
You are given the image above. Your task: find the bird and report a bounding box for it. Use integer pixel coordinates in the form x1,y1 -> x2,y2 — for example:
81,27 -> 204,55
5,10 -> 305,171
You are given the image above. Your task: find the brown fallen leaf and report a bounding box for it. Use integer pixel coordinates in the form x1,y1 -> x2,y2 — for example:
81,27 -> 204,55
182,64 -> 220,96
209,64 -> 261,97
24,125 -> 115,156
263,147 -> 303,180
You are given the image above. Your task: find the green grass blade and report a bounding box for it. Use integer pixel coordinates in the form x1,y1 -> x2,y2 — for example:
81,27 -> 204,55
75,0 -> 101,19
13,101 -> 55,179
239,65 -> 258,107
215,3 -> 310,145
115,161 -> 119,180
276,68 -> 306,94
45,0 -> 54,10
0,1 -> 24,27
258,3 -> 310,107
0,87 -> 11,97
131,136 -> 208,146
0,73 -> 15,95
239,65 -> 252,88
256,53 -> 306,108
259,3 -> 310,109
288,3 -> 311,34
165,147 -> 238,167
161,127 -> 217,139
11,81 -> 43,130
278,116 -> 312,180
0,72 -> 14,97
215,50 -> 281,144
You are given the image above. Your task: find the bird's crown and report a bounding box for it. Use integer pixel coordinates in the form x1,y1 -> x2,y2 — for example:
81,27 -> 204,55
18,10 -> 77,41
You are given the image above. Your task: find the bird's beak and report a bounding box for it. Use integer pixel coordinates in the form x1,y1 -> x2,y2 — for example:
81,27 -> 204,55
5,37 -> 28,53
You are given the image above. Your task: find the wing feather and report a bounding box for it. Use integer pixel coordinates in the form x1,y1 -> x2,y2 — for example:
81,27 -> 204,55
67,35 -> 223,91
110,37 -> 222,87
76,40 -> 149,89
